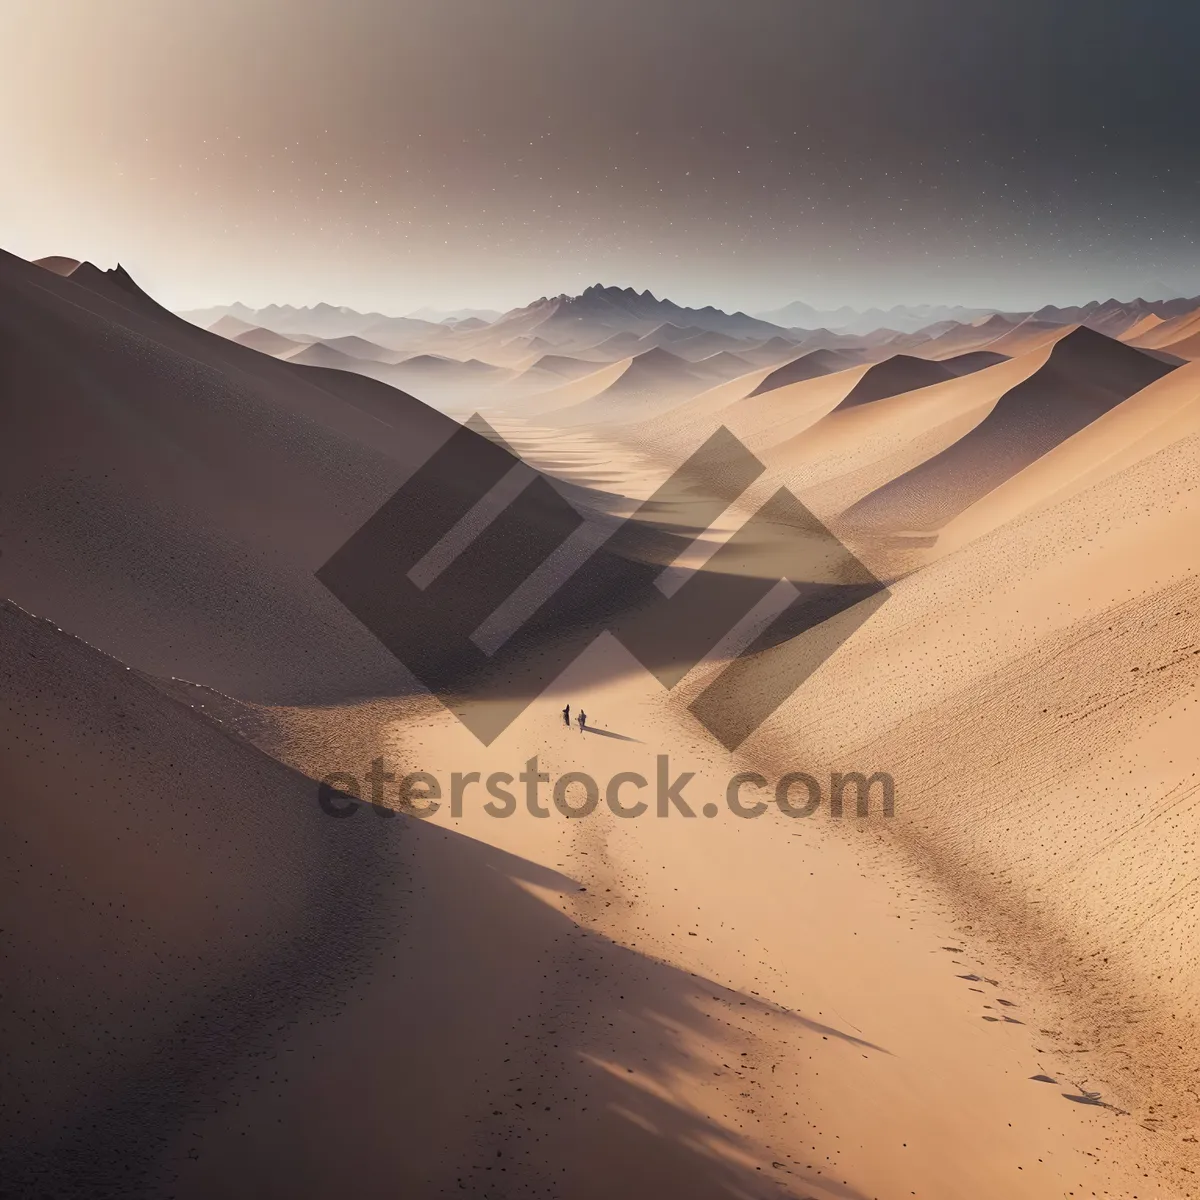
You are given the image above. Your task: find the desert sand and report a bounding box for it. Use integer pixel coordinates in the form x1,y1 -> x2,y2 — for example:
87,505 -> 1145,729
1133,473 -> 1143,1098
5,251 -> 1200,1198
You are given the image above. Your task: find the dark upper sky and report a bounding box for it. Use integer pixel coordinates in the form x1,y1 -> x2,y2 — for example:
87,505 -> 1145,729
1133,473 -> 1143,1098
3,0 -> 1198,313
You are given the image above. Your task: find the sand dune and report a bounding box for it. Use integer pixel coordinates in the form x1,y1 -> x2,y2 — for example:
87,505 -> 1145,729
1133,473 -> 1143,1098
57,261 -> 190,324
1128,307 -> 1200,359
667,329 -> 751,361
1129,305 -> 1200,350
31,254 -> 82,276
629,322 -> 695,351
1119,312 -> 1166,342
976,315 -> 1068,356
286,340 -> 388,372
712,363 -> 871,451
833,353 -> 960,409
935,358 -> 1200,553
845,326 -> 1176,532
940,348 -> 1009,374
318,333 -> 403,362
827,350 -> 1004,414
210,313 -> 258,338
622,358 -> 881,464
0,248 -> 475,703
690,348 -> 754,378
540,346 -> 711,425
5,598 -> 828,1200
746,348 -> 862,396
233,325 -> 306,356
916,312 -> 1019,358
625,364 -> 777,454
737,334 -> 804,365
655,348 -> 1011,464
751,352 -> 1052,525
0,598 -> 400,1195
521,357 -> 633,416
518,351 -> 604,380
732,408 -> 1200,1191
387,354 -> 511,402
585,330 -> 645,359
1162,328 -> 1200,358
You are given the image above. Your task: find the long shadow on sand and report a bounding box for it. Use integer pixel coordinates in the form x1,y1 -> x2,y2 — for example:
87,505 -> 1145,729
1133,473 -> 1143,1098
581,723 -> 643,742
0,599 -> 880,1200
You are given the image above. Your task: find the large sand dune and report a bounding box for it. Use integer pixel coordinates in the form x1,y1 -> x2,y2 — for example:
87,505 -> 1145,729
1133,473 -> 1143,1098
0,249 -> 484,702
845,326 -> 1176,532
935,358 -> 1200,552
755,351 -> 1051,524
730,411 -> 1200,1189
538,346 -> 715,425
745,347 -> 863,395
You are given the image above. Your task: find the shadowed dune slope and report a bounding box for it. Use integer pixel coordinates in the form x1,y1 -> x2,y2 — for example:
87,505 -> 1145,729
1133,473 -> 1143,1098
0,598 -> 393,1196
746,348 -> 860,396
543,346 -> 707,425
0,600 -> 798,1200
940,348 -> 1009,374
754,352 -> 1047,523
31,255 -> 81,276
0,249 -> 505,703
935,359 -> 1200,554
834,354 -> 958,410
519,357 -> 632,416
845,326 -> 1176,531
823,351 -> 1006,422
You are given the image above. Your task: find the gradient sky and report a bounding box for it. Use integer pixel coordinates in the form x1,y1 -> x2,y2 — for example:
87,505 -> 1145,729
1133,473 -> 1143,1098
2,0 -> 1198,314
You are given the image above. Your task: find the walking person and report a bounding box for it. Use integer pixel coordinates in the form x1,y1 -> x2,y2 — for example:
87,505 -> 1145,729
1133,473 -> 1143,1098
563,703 -> 571,728
577,710 -> 587,733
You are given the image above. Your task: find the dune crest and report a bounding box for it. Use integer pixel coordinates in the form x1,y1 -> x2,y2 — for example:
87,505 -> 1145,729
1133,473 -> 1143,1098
845,326 -> 1176,532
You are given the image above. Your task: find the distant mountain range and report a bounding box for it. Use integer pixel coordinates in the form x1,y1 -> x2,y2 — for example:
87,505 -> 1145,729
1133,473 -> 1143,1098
183,284 -> 1200,351
178,301 -> 404,340
754,300 -> 1004,335
493,283 -> 785,341
407,305 -> 505,324
183,285 -> 792,345
756,290 -> 1200,335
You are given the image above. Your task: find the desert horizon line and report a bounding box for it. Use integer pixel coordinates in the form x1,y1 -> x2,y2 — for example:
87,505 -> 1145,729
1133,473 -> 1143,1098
22,251 -> 1199,330
184,282 -> 1200,330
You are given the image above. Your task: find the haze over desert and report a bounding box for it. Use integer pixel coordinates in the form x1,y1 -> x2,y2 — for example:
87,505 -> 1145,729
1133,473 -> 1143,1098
3,1 -> 1200,1198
